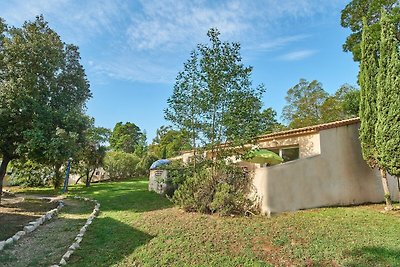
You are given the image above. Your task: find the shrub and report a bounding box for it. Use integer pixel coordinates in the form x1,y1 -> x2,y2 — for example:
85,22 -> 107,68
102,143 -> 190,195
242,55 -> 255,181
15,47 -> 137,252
172,160 -> 258,215
104,151 -> 140,180
9,160 -> 53,187
136,153 -> 159,176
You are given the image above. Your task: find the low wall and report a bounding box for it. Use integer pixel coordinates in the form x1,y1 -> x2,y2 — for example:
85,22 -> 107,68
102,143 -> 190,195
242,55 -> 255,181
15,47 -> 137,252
253,123 -> 399,215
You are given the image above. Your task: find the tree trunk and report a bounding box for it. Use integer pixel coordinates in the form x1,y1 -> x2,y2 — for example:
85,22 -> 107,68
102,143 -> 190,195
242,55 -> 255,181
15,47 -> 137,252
53,163 -> 62,190
0,155 -> 11,204
397,176 -> 400,203
86,169 -> 95,187
380,168 -> 393,210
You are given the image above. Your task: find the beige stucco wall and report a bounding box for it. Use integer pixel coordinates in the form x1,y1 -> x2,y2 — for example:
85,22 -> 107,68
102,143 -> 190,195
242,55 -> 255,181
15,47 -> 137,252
258,132 -> 320,158
254,123 -> 399,215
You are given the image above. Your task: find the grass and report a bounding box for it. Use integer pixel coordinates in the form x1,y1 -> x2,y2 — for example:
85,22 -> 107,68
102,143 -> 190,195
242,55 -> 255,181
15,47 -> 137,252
0,198 -> 57,240
5,178 -> 400,266
0,199 -> 93,266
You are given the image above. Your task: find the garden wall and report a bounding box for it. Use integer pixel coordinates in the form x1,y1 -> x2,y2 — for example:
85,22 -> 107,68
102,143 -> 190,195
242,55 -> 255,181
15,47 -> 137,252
253,123 -> 399,215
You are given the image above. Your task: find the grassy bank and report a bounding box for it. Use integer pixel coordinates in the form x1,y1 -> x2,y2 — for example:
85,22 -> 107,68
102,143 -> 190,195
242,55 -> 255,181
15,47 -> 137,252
6,179 -> 400,266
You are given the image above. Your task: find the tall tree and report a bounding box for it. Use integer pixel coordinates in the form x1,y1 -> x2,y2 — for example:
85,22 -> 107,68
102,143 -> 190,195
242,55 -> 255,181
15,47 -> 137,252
375,11 -> 400,201
0,16 -> 91,200
282,79 -> 329,128
341,0 -> 399,61
165,50 -> 202,164
109,122 -> 145,153
359,17 -> 393,209
165,28 -> 266,163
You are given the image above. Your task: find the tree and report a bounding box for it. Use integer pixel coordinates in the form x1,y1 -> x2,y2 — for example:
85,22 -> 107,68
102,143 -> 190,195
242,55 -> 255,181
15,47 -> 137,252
166,28 -> 267,162
259,108 -> 282,134
150,127 -> 191,159
165,50 -> 202,165
341,0 -> 399,61
340,85 -> 361,117
282,79 -> 329,128
282,80 -> 360,129
76,124 -> 110,187
103,151 -> 140,180
0,16 -> 91,201
375,11 -> 400,203
109,122 -> 145,153
359,17 -> 393,209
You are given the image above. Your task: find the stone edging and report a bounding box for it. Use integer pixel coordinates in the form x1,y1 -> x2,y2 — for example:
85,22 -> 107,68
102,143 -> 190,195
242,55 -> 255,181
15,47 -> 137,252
51,196 -> 100,267
0,199 -> 65,251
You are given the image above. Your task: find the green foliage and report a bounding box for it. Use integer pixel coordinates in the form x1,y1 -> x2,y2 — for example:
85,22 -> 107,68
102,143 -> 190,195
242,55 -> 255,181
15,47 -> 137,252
282,79 -> 328,128
150,127 -> 191,158
75,124 -> 110,186
103,151 -> 140,180
172,161 -> 257,215
135,152 -> 159,176
0,15 -> 91,191
340,0 -> 399,61
9,160 -> 53,187
165,28 -> 271,158
282,79 -> 360,129
110,122 -> 146,154
375,11 -> 400,176
359,18 -> 380,168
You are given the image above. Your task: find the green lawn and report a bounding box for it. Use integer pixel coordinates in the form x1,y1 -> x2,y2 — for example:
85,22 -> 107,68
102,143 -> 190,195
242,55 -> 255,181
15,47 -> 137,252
7,179 -> 400,266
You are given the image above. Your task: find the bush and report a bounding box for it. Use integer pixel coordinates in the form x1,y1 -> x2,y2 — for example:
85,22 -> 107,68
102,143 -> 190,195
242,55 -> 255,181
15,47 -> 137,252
136,153 -> 159,176
172,160 -> 258,215
104,151 -> 140,180
9,160 -> 53,187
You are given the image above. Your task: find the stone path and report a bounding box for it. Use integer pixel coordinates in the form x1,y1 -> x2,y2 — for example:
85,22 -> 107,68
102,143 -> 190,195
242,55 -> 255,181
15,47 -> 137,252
0,198 -> 93,267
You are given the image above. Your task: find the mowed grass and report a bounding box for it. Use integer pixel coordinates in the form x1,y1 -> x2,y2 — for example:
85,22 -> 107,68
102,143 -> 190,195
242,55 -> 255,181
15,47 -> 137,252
9,179 -> 400,266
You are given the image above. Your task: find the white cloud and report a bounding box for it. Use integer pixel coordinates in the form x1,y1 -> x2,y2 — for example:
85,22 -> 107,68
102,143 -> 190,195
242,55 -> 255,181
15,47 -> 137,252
278,50 -> 317,61
0,0 -> 343,83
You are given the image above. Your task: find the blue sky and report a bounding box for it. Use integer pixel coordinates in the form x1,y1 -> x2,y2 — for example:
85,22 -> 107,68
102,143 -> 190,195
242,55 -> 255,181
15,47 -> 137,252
0,0 -> 359,142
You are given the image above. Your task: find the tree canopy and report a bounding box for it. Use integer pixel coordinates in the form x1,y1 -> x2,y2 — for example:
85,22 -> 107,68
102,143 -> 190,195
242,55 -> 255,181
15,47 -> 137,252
282,79 -> 359,129
165,28 -> 272,161
0,15 -> 91,199
109,122 -> 146,154
341,0 -> 399,61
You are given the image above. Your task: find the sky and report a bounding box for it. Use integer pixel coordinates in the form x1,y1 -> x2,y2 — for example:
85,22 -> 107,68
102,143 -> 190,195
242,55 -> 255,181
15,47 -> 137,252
0,0 -> 359,142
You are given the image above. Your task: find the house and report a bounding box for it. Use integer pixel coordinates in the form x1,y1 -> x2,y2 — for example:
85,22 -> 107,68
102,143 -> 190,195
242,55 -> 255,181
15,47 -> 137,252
179,118 -> 399,215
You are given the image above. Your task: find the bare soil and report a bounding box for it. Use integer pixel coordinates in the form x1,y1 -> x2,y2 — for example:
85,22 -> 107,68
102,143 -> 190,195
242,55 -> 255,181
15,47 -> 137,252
0,198 -> 93,267
0,195 -> 57,240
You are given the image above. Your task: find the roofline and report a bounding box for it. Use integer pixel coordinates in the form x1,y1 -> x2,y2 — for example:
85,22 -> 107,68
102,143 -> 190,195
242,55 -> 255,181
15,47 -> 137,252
256,117 -> 360,141
179,117 -> 360,154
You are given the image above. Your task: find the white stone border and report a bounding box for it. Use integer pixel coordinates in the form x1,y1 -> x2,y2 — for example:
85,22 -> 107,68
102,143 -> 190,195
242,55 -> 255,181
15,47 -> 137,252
0,199 -> 65,251
51,196 -> 100,267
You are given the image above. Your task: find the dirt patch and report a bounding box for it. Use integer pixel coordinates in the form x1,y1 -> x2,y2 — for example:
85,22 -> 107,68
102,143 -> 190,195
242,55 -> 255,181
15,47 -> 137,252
0,199 -> 93,267
0,196 -> 57,240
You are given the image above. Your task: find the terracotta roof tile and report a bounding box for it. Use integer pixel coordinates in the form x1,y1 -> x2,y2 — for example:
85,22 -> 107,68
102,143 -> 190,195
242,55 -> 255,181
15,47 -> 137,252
257,117 -> 360,141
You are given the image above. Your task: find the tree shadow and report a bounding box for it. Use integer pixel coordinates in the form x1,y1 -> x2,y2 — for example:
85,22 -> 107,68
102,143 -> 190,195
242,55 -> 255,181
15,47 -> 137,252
67,217 -> 154,267
0,212 -> 39,240
345,246 -> 400,267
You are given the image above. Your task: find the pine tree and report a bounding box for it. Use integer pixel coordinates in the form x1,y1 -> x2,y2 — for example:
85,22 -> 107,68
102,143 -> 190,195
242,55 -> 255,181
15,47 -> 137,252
376,11 -> 400,202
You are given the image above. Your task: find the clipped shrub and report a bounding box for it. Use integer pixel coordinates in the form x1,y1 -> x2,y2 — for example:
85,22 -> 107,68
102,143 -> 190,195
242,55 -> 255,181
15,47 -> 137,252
104,151 -> 140,180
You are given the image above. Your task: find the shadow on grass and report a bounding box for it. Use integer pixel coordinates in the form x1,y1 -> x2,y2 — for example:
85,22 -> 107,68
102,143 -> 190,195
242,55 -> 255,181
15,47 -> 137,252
68,179 -> 173,213
0,213 -> 39,240
346,246 -> 400,266
68,217 -> 154,267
